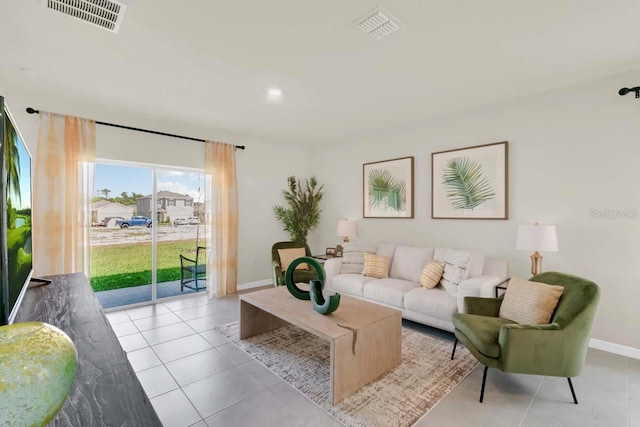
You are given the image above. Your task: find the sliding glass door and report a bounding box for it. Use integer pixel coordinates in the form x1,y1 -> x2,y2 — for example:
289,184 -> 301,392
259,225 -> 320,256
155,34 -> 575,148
90,161 -> 207,309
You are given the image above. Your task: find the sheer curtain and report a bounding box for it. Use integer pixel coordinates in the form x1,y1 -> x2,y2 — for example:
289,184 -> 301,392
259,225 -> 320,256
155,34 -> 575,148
204,141 -> 239,298
33,113 -> 95,276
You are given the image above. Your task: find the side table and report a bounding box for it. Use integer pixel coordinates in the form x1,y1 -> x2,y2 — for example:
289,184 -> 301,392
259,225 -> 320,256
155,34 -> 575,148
495,277 -> 511,298
311,254 -> 341,264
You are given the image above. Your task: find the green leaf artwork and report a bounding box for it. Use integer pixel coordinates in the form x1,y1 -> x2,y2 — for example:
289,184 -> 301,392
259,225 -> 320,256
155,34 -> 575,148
368,169 -> 407,212
442,157 -> 495,210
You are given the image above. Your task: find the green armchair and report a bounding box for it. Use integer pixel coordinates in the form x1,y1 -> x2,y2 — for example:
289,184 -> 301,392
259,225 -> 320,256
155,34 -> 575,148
451,272 -> 601,404
271,242 -> 319,287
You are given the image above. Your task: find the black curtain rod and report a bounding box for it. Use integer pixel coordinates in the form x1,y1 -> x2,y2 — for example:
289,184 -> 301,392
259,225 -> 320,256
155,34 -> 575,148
25,107 -> 245,150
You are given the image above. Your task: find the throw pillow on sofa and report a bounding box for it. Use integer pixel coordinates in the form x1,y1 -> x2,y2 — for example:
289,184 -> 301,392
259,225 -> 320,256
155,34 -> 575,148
340,243 -> 378,274
433,248 -> 471,298
362,253 -> 391,279
499,276 -> 564,324
420,260 -> 445,289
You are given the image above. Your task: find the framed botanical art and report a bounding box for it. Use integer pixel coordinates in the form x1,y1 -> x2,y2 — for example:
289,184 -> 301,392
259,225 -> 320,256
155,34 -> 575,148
363,156 -> 414,218
431,141 -> 508,219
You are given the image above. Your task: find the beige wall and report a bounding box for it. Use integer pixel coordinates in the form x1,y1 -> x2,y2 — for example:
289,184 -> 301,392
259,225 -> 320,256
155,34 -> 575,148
310,70 -> 640,350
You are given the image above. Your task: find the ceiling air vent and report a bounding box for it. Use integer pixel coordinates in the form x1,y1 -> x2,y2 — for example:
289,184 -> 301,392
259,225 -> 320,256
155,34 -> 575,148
43,0 -> 127,33
357,7 -> 400,40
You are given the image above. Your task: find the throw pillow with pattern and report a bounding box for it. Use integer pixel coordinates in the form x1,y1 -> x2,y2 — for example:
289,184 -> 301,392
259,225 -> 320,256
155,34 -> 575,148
362,253 -> 391,279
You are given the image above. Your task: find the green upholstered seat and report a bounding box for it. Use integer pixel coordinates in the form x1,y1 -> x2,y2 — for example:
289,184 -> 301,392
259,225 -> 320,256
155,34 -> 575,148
271,242 -> 318,287
453,314 -> 515,358
451,272 -> 601,404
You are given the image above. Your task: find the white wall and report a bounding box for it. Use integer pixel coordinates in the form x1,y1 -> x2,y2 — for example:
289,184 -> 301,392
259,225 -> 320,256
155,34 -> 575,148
1,87 -> 309,286
5,70 -> 640,349
310,70 -> 640,350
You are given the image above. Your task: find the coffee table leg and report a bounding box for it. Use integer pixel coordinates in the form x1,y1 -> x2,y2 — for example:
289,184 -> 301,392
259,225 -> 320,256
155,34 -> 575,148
240,300 -> 289,339
331,313 -> 402,404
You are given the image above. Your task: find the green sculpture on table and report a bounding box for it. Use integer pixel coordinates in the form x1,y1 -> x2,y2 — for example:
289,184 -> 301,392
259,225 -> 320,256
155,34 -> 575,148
285,256 -> 341,314
0,322 -> 77,427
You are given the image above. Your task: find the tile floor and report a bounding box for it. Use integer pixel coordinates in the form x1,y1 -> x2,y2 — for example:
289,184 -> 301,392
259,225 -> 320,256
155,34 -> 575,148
106,293 -> 640,427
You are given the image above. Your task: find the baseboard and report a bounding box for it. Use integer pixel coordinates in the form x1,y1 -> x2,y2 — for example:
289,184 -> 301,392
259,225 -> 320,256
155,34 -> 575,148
237,279 -> 272,291
589,338 -> 640,360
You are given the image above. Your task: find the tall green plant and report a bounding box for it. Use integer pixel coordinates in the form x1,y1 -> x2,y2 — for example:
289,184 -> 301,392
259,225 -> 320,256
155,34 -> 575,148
273,176 -> 325,245
442,157 -> 495,210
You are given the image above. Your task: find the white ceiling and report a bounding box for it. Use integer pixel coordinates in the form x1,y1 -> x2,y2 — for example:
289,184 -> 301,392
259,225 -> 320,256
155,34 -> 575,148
1,0 -> 640,145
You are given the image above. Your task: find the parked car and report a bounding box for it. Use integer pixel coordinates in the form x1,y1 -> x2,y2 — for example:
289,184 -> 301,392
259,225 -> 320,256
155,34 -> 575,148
115,216 -> 152,228
174,217 -> 200,226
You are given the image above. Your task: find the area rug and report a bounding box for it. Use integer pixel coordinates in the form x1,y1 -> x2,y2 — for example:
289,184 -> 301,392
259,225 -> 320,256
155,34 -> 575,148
214,321 -> 478,427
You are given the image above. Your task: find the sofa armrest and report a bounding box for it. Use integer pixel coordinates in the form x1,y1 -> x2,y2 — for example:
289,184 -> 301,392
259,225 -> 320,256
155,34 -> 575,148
457,275 -> 504,312
323,258 -> 343,292
463,296 -> 502,317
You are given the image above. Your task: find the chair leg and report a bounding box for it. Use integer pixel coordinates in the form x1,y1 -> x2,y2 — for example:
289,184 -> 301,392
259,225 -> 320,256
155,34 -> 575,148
567,377 -> 578,404
451,338 -> 458,360
479,366 -> 489,403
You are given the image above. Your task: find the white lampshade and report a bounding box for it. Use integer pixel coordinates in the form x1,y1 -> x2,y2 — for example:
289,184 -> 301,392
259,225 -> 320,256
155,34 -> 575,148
337,220 -> 356,239
516,224 -> 558,252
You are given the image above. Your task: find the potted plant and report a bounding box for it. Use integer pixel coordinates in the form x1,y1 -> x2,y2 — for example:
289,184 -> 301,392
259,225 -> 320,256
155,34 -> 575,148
273,176 -> 324,245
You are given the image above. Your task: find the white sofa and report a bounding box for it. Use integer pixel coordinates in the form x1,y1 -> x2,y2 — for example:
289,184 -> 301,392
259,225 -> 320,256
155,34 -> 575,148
323,243 -> 508,332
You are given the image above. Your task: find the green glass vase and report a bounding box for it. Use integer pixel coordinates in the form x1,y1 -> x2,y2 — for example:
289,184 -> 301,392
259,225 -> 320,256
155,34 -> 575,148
0,322 -> 77,427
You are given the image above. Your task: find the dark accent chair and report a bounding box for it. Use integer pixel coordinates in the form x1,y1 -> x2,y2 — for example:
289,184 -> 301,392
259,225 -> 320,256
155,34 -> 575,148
180,246 -> 208,292
451,272 -> 601,404
271,241 -> 318,287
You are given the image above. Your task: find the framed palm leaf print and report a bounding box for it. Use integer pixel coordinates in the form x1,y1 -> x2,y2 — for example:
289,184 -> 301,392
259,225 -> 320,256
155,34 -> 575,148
432,141 -> 508,219
363,156 -> 414,218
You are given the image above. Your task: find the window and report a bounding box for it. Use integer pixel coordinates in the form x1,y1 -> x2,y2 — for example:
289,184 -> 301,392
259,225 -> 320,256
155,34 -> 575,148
91,162 -> 207,310
186,200 -> 193,207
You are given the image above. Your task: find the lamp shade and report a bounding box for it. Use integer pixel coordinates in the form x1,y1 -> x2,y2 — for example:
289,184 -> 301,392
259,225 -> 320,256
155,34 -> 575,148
337,220 -> 356,239
516,224 -> 558,252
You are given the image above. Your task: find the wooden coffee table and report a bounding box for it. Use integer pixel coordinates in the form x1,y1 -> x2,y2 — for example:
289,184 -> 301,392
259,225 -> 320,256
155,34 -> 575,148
240,286 -> 402,404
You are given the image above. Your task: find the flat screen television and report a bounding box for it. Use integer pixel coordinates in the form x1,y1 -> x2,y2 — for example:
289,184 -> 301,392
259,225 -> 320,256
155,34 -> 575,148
0,95 -> 34,325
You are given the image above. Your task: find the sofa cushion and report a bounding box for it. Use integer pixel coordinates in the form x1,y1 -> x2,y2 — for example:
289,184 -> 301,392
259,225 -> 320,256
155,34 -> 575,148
420,261 -> 444,289
340,243 -> 378,274
331,274 -> 376,297
376,243 -> 396,259
499,276 -> 564,324
389,245 -> 434,282
363,254 -> 391,279
467,250 -> 486,278
278,247 -> 308,271
434,248 -> 471,298
363,278 -> 420,307
453,313 -> 515,358
404,287 -> 457,321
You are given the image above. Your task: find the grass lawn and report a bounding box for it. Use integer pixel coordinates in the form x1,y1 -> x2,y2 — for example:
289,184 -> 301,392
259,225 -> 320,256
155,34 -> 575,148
90,239 -> 200,292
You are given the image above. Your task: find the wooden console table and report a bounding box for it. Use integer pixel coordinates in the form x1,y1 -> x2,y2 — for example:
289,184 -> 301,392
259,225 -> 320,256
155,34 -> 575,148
15,273 -> 161,426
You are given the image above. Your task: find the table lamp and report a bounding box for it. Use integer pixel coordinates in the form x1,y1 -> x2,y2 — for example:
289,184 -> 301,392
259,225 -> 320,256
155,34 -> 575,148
337,219 -> 356,243
516,223 -> 558,275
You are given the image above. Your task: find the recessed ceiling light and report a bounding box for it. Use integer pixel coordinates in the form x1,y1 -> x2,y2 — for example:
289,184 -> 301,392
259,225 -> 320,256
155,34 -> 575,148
267,88 -> 283,97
